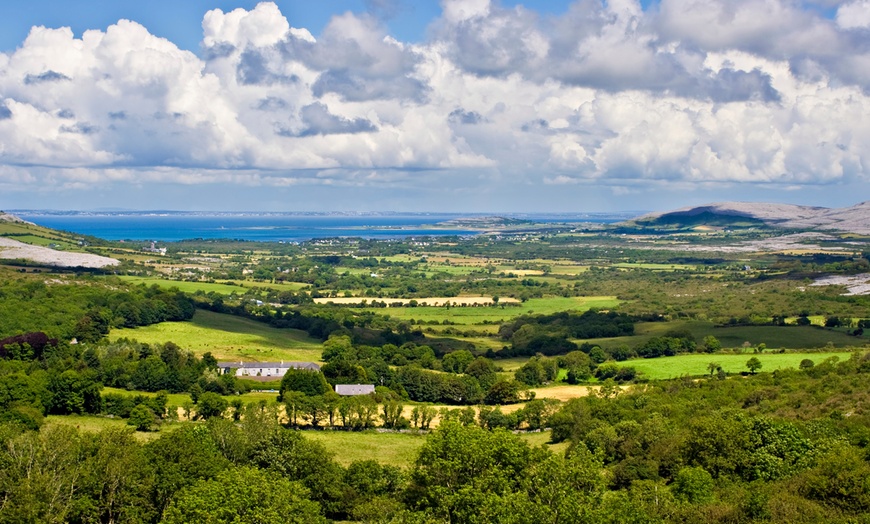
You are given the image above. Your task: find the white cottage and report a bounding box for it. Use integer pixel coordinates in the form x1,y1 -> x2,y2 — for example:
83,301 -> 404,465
217,360 -> 320,378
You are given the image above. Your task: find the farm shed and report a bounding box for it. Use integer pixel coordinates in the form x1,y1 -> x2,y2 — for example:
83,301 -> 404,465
335,384 -> 376,396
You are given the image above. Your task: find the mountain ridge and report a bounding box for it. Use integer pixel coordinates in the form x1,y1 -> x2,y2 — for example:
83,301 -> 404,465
632,201 -> 870,234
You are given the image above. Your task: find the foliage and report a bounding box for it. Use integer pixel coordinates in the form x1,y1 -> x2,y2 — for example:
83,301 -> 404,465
161,466 -> 326,524
127,404 -> 155,431
279,369 -> 332,398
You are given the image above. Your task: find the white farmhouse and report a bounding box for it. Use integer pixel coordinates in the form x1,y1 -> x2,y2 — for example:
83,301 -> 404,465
217,360 -> 320,379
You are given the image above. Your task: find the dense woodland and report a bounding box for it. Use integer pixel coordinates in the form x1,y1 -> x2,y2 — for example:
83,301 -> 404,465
2,218 -> 870,522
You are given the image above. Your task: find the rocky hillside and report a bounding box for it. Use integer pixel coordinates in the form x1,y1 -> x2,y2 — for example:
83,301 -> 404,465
0,212 -> 119,268
632,201 -> 870,234
0,212 -> 34,224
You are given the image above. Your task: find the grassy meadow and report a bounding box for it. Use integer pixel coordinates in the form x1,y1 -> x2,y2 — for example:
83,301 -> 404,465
364,296 -> 621,326
116,275 -> 309,294
44,414 -> 179,442
110,309 -> 324,362
579,320 -> 865,350
624,350 -> 853,380
304,431 -> 428,468
305,429 -> 569,468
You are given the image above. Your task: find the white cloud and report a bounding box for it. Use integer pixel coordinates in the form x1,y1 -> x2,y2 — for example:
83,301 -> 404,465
837,0 -> 870,29
0,0 -> 868,207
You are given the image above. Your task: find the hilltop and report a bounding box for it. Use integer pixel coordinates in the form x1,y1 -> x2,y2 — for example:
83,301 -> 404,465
0,212 -> 34,224
628,201 -> 870,234
0,212 -> 119,268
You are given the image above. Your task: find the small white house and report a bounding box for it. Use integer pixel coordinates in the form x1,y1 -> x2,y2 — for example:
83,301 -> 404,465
217,360 -> 320,378
335,384 -> 376,396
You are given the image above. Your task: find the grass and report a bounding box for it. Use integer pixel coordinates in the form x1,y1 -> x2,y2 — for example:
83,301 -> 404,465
304,428 -> 570,468
44,414 -> 181,442
303,430 -> 427,468
110,309 -> 324,362
518,430 -> 571,455
611,263 -> 698,271
363,296 -> 621,326
117,276 -> 250,295
623,351 -> 854,380
579,320 -> 865,350
115,276 -> 309,295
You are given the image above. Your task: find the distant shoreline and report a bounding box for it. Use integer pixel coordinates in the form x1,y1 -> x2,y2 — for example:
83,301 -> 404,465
11,212 -> 631,243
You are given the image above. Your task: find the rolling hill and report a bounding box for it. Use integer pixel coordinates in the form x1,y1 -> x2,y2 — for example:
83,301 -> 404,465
629,201 -> 870,234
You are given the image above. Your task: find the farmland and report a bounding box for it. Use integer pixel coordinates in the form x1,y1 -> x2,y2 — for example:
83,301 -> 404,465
5,211 -> 870,523
110,309 -> 323,362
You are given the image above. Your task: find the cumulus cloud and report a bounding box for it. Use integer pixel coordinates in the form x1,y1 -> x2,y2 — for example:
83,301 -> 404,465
837,0 -> 870,29
0,0 -> 869,204
292,102 -> 378,137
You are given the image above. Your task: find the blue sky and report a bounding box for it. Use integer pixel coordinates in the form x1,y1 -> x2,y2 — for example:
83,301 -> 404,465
0,0 -> 868,212
0,0 -> 624,52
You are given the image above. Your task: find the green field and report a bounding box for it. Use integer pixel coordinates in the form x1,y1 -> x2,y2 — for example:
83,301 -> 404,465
518,430 -> 571,455
110,309 -> 324,362
101,386 -> 280,406
305,429 -> 569,468
611,262 -> 698,271
304,430 -> 428,468
624,351 -> 853,380
365,296 -> 621,326
580,320 -> 865,350
115,276 -> 309,295
117,276 -> 250,295
44,414 -> 180,442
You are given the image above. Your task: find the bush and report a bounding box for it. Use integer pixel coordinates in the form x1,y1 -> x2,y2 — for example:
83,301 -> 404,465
128,404 -> 155,431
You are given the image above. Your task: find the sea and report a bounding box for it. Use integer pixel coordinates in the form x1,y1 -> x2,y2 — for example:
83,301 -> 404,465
12,212 -> 634,243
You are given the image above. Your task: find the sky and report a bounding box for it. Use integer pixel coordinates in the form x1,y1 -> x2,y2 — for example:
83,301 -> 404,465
0,0 -> 868,213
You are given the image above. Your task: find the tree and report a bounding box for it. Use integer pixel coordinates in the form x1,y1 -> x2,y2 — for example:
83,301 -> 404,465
746,357 -> 762,374
251,430 -> 346,517
515,359 -> 546,386
702,335 -> 721,353
127,404 -> 155,431
464,357 -> 498,389
48,369 -> 102,415
279,369 -> 331,398
673,466 -> 714,504
381,399 -> 406,429
407,422 -> 543,522
196,392 -> 228,420
284,390 -> 307,426
707,362 -> 721,376
484,379 -> 524,405
441,350 -> 474,374
161,466 -> 325,524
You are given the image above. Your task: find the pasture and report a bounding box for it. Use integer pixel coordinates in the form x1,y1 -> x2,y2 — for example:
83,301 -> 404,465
623,351 -> 853,380
579,320 -> 865,350
116,276 -> 309,294
304,431 -> 427,468
364,296 -> 621,325
45,414 -> 179,442
315,296 -> 518,306
110,309 -> 323,362
305,429 -> 569,468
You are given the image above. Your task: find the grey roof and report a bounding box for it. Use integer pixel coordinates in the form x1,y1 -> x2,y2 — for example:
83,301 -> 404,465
335,384 -> 376,396
217,361 -> 320,371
